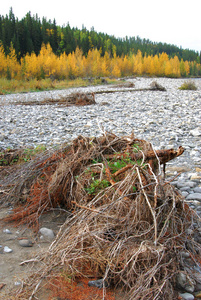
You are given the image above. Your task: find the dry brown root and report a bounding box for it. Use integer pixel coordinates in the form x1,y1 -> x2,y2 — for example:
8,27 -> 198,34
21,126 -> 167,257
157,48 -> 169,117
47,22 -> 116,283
1,132 -> 199,300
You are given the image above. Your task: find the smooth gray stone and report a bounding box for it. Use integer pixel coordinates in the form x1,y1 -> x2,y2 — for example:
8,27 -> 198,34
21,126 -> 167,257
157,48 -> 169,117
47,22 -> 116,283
180,187 -> 191,191
177,182 -> 197,189
182,191 -> 189,198
186,193 -> 201,201
39,227 -> 55,239
179,292 -> 194,300
18,239 -> 33,247
88,279 -> 109,289
194,187 -> 201,193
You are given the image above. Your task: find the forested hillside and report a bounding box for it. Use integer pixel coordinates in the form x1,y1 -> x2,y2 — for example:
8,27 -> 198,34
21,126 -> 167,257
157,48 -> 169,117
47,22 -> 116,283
0,8 -> 201,82
0,8 -> 200,62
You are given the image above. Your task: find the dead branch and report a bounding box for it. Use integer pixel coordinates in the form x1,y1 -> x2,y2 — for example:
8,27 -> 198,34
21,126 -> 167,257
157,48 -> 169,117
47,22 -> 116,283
131,146 -> 185,164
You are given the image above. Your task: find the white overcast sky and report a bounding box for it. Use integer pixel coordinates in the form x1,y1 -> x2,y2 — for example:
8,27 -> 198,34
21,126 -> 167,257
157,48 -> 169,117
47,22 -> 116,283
1,0 -> 200,52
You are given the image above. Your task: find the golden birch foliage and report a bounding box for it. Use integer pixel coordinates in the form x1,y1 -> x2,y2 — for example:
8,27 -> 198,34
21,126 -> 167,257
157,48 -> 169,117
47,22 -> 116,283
74,47 -> 85,77
111,64 -> 121,77
153,55 -> 160,76
164,60 -> 172,77
180,59 -> 186,76
179,59 -> 190,76
6,44 -> 20,79
170,56 -> 181,77
101,51 -> 110,76
0,42 -> 199,80
58,52 -> 69,78
133,50 -> 143,75
85,48 -> 102,77
158,52 -> 169,75
120,55 -> 133,76
0,44 -> 7,76
184,61 -> 190,75
38,43 -> 58,77
100,59 -> 109,77
111,56 -> 121,77
143,55 -> 153,75
23,52 -> 41,79
23,43 -> 58,79
67,52 -> 78,78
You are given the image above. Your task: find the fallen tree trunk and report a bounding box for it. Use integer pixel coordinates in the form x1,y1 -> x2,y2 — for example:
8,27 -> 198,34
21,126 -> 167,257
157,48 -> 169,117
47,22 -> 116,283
105,145 -> 185,174
95,80 -> 166,94
14,92 -> 96,106
95,87 -> 166,95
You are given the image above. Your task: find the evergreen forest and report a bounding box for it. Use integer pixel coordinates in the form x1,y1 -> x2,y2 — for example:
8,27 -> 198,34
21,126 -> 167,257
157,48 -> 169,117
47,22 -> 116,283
0,8 -> 201,81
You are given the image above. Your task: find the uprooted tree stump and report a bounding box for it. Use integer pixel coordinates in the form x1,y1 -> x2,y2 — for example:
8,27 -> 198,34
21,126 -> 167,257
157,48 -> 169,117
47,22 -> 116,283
0,132 -> 200,300
149,80 -> 167,91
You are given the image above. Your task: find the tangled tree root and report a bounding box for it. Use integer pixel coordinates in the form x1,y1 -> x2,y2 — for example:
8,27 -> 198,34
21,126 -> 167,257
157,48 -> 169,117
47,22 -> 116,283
0,132 -> 200,299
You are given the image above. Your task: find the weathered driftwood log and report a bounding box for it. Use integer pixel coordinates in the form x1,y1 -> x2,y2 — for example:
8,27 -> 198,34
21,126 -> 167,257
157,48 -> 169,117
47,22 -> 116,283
14,92 -> 96,106
105,146 -> 185,175
131,146 -> 185,164
105,146 -> 184,165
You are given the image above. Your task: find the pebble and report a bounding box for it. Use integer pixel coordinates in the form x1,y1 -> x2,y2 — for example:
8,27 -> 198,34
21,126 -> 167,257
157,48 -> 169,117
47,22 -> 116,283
194,187 -> 201,193
176,272 -> 196,293
18,239 -> 33,247
179,293 -> 194,300
3,229 -> 12,234
3,246 -> 13,253
39,227 -> 55,240
195,291 -> 201,298
88,279 -> 109,289
14,281 -> 22,286
186,193 -> 201,201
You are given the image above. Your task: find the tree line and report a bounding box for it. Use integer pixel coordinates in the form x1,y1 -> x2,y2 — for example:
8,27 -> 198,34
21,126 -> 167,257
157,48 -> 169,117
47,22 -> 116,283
1,42 -> 200,80
0,7 -> 200,63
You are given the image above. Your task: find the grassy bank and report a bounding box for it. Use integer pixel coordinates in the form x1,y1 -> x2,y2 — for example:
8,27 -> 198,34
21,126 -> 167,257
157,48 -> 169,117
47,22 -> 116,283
0,77 -> 119,95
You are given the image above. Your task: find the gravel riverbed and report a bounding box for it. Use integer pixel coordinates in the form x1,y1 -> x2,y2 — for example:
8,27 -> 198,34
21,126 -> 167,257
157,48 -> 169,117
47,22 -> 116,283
1,77 -> 201,212
0,77 -> 201,299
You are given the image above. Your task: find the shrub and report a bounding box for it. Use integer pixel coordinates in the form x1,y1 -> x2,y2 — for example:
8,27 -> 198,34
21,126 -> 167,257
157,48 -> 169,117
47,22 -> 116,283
179,80 -> 197,90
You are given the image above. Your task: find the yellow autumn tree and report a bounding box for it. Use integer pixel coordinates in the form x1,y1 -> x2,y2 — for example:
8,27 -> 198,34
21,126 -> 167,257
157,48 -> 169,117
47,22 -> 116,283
85,48 -> 102,77
0,42 -> 199,81
143,55 -> 156,75
184,61 -> 190,76
22,52 -> 40,79
133,50 -> 143,75
170,56 -> 181,77
67,51 -> 78,78
100,51 -> 110,76
164,60 -> 173,77
0,43 -> 7,77
120,55 -> 132,76
179,59 -> 190,77
58,51 -> 69,79
158,52 -> 169,76
6,44 -> 20,79
152,55 -> 160,76
74,47 -> 85,77
38,43 -> 58,78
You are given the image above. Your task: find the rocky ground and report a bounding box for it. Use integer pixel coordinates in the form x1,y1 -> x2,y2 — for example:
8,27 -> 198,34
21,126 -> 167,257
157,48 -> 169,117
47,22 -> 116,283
0,77 -> 201,299
1,77 -> 201,213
